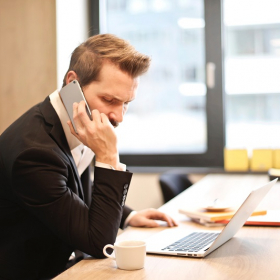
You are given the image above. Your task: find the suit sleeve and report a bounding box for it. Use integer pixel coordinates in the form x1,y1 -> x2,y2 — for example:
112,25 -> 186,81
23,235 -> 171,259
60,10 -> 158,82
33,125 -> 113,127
121,205 -> 133,229
80,165 -> 133,229
11,147 -> 133,258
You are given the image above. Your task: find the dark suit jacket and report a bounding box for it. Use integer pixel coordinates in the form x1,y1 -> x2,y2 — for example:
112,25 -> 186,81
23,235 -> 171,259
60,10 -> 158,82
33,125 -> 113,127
0,97 -> 133,280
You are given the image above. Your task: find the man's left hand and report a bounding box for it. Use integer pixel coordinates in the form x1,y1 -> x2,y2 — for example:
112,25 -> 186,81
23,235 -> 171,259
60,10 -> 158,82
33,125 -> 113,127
128,208 -> 178,228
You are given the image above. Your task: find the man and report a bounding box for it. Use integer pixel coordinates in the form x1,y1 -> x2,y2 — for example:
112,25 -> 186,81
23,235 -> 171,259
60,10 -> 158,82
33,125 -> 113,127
0,34 -> 177,280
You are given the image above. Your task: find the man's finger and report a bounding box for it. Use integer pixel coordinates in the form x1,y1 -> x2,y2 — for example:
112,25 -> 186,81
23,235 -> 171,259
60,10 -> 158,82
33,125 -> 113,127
76,101 -> 92,127
100,112 -> 113,127
91,109 -> 102,124
72,102 -> 85,132
161,215 -> 174,227
67,120 -> 78,136
171,218 -> 178,227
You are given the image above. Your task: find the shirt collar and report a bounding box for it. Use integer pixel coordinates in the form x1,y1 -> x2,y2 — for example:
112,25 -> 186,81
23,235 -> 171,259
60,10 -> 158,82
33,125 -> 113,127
49,90 -> 81,150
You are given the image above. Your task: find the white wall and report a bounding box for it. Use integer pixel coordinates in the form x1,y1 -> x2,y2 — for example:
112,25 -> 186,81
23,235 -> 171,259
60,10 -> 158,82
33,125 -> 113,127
125,173 -> 164,211
56,0 -> 89,89
125,173 -> 205,211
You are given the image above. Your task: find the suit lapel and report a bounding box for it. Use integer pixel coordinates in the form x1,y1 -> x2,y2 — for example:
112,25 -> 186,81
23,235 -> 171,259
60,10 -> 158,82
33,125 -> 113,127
39,97 -> 84,200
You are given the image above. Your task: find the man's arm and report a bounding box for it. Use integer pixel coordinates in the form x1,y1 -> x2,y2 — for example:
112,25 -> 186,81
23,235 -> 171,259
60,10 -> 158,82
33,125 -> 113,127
12,148 -> 132,258
81,164 -> 133,229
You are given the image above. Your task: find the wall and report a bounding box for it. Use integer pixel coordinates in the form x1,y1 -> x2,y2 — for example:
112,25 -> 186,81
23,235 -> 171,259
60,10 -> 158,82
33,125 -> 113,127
126,173 -> 206,211
56,0 -> 89,89
125,173 -> 164,211
0,0 -> 57,134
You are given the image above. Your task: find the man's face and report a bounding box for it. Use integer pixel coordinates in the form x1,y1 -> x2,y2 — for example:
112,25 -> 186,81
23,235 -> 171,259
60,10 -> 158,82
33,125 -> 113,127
82,61 -> 139,127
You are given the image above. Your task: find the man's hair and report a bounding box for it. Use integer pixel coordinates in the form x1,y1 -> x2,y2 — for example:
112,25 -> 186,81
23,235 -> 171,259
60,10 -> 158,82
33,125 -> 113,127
62,33 -> 151,87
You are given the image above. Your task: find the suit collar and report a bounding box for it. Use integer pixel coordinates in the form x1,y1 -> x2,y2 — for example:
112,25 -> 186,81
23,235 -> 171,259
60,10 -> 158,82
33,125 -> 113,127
39,96 -> 84,200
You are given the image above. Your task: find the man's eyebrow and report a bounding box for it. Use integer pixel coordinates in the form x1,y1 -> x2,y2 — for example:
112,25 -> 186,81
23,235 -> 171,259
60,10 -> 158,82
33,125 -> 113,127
100,93 -> 135,103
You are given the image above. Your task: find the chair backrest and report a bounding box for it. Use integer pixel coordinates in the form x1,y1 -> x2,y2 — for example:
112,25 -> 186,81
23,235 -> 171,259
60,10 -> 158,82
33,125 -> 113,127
159,173 -> 192,203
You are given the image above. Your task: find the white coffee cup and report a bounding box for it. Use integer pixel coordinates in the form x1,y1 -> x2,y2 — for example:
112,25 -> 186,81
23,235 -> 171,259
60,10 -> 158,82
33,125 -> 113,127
103,240 -> 146,270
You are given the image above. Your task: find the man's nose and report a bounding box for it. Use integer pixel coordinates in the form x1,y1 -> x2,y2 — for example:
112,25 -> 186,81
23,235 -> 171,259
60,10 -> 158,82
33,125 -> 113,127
109,105 -> 124,124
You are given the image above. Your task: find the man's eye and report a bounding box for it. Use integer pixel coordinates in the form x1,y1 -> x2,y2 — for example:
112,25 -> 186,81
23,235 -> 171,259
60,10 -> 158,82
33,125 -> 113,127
103,98 -> 113,103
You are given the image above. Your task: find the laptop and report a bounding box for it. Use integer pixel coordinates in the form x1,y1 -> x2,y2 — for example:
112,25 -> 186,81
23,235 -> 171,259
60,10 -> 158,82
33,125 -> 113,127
146,178 -> 277,258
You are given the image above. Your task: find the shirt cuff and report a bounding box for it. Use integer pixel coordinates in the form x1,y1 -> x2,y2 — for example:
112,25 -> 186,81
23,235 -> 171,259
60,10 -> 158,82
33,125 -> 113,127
123,210 -> 137,228
95,161 -> 126,171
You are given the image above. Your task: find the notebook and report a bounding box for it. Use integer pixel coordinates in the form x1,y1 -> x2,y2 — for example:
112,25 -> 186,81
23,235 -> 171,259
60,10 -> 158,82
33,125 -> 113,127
145,179 -> 277,258
188,210 -> 280,227
178,207 -> 267,222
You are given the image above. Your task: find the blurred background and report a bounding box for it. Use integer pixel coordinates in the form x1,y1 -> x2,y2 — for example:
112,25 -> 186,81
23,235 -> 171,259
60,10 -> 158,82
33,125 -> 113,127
1,0 -> 279,209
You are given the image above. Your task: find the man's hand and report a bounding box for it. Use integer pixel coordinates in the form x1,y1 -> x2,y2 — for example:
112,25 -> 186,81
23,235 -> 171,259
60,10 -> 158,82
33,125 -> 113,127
128,208 -> 178,228
68,101 -> 121,169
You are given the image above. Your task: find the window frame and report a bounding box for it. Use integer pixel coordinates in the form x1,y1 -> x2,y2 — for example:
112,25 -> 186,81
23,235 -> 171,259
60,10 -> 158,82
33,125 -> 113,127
89,0 -> 225,168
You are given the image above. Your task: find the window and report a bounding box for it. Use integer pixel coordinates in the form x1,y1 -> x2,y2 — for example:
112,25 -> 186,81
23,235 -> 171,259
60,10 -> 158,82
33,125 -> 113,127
105,0 -> 207,155
224,0 -> 280,149
89,0 -> 225,167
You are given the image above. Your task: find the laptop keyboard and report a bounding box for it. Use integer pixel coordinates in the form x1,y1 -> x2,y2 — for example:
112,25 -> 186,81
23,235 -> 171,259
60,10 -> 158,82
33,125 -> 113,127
161,232 -> 219,252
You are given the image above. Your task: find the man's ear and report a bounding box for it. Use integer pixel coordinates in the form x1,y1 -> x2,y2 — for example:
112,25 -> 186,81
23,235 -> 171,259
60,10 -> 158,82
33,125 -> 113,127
65,71 -> 78,85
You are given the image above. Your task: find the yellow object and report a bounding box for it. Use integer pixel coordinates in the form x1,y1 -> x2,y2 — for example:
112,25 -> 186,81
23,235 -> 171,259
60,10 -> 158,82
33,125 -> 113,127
179,208 -> 267,222
273,150 -> 280,169
224,149 -> 249,171
250,149 -> 273,171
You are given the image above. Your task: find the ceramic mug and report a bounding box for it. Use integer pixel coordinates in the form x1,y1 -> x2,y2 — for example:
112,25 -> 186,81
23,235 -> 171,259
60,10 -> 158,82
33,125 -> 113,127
103,240 -> 146,270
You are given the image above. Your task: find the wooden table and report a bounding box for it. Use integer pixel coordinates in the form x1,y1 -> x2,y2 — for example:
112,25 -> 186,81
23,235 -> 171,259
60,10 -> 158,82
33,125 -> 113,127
54,174 -> 280,280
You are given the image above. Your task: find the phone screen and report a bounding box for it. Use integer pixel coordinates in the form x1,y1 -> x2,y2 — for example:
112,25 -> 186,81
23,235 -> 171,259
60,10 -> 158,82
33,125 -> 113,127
59,80 -> 92,133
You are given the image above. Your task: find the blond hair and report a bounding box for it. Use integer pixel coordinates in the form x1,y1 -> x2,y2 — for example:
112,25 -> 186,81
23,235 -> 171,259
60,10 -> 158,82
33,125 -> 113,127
62,33 -> 151,87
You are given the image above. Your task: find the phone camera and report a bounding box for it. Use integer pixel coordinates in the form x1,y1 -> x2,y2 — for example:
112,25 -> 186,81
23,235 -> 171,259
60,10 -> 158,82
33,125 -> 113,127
73,81 -> 76,84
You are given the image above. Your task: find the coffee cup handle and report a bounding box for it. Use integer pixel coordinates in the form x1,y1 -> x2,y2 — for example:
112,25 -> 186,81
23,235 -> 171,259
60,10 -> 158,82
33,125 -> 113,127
103,244 -> 116,259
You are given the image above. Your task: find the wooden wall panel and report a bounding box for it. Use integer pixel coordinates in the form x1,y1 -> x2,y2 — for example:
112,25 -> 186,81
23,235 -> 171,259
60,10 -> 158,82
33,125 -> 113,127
0,0 -> 57,133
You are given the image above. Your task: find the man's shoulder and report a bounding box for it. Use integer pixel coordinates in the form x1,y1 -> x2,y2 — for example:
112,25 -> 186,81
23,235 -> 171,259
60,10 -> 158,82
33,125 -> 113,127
0,97 -> 68,167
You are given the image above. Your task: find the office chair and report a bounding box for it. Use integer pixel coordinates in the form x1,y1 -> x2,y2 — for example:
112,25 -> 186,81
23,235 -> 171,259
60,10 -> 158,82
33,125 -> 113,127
159,172 -> 193,203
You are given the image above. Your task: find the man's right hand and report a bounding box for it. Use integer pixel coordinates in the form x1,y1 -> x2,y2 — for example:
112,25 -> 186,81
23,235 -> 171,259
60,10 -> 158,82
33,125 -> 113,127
68,101 -> 121,170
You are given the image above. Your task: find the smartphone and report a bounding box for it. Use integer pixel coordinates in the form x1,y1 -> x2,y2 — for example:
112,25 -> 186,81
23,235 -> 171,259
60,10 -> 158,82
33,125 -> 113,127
59,80 -> 92,134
